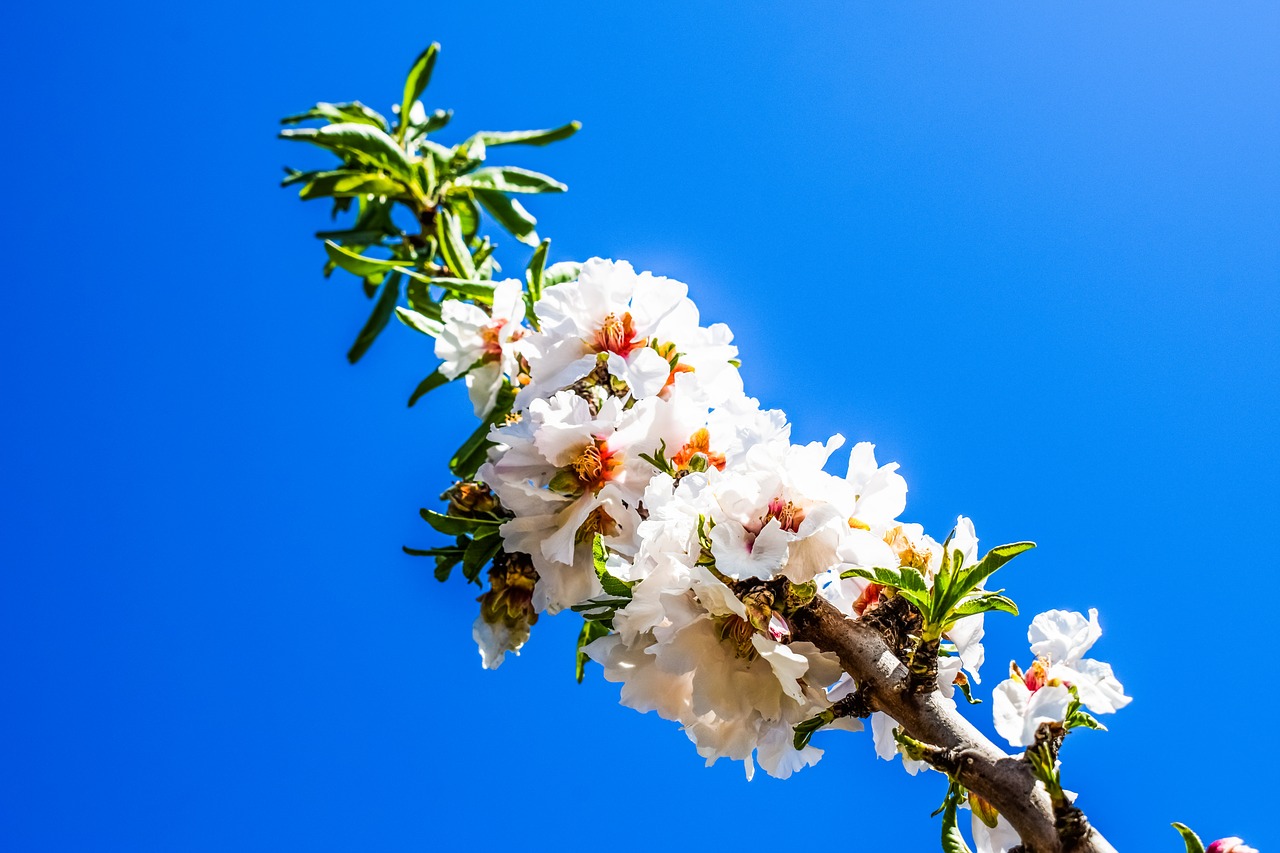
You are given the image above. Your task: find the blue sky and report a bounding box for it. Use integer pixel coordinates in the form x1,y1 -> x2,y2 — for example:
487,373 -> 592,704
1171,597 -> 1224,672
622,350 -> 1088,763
3,2 -> 1278,850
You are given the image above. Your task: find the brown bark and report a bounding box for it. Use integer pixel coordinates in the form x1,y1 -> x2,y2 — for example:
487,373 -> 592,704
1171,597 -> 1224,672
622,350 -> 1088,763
790,597 -> 1118,853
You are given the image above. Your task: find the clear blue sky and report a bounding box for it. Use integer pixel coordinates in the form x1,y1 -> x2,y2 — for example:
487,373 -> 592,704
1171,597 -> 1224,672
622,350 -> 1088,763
3,2 -> 1277,850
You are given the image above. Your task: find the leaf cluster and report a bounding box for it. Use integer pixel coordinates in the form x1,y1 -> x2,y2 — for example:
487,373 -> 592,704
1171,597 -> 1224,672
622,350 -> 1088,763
280,43 -> 579,363
841,540 -> 1033,643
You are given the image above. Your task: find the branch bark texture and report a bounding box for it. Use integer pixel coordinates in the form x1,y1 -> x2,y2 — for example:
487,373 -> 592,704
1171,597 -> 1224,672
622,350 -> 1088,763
790,597 -> 1118,853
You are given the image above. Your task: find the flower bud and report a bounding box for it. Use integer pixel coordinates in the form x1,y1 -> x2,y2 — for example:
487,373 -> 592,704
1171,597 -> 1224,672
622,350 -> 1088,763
1208,838 -> 1258,853
442,481 -> 502,517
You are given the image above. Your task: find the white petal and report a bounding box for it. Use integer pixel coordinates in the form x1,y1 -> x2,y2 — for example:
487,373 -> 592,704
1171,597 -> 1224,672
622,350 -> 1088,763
1028,608 -> 1102,664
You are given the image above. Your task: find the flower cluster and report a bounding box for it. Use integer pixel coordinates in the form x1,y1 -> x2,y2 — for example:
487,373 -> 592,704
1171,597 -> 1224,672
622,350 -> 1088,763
412,257 -> 1097,782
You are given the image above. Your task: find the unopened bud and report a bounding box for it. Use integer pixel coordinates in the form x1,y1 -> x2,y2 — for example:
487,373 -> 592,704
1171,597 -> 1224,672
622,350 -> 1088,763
1208,839 -> 1258,853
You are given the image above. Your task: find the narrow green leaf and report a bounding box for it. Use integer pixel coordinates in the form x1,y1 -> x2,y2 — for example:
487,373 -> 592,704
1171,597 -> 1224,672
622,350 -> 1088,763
957,541 -> 1036,596
404,279 -> 442,320
473,189 -> 539,246
475,122 -> 581,147
526,238 -> 549,305
449,387 -> 516,479
454,166 -> 567,194
395,306 -> 444,338
324,240 -> 402,277
435,208 -> 476,280
401,545 -> 465,558
281,101 -> 390,131
347,271 -> 400,364
280,123 -> 413,181
1171,824 -> 1206,853
940,787 -> 974,853
419,509 -> 501,537
398,267 -> 495,302
952,593 -> 1019,619
408,368 -> 452,407
398,43 -> 440,141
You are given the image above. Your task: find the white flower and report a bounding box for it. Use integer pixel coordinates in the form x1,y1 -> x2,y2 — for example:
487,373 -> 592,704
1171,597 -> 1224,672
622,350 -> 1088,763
435,279 -> 527,416
992,679 -> 1074,748
705,436 -> 851,584
1029,609 -> 1131,715
517,258 -> 741,407
992,609 -> 1130,748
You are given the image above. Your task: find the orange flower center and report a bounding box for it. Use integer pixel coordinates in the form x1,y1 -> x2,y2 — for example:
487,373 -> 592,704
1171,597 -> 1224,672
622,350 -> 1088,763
571,440 -> 620,492
590,312 -> 644,357
671,428 -> 727,472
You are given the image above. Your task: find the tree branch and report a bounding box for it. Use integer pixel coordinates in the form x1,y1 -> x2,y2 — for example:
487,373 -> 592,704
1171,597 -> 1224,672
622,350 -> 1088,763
790,597 -> 1118,853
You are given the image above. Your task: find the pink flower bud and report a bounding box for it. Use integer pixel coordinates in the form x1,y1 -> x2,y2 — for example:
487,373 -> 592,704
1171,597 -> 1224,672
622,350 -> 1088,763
1207,838 -> 1258,853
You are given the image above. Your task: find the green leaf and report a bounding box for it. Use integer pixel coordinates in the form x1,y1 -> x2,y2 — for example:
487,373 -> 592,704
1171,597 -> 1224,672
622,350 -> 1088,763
952,592 -> 1019,619
454,166 -> 567,194
281,101 -> 390,131
543,261 -> 581,287
462,531 -> 502,585
435,208 -> 476,280
474,122 -> 581,147
404,279 -> 442,320
401,544 -> 465,558
940,787 -> 974,853
1171,823 -> 1206,853
347,271 -> 401,364
592,535 -> 636,598
956,541 -> 1035,594
575,619 -> 610,683
398,43 -> 440,141
449,386 -> 516,479
839,565 -> 927,594
399,267 -> 495,302
419,509 -> 501,537
408,368 -> 452,407
300,172 -> 406,202
395,306 -> 444,338
792,710 -> 836,750
324,240 -> 402,277
526,238 -> 550,305
473,189 -> 539,246
280,122 -> 414,182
